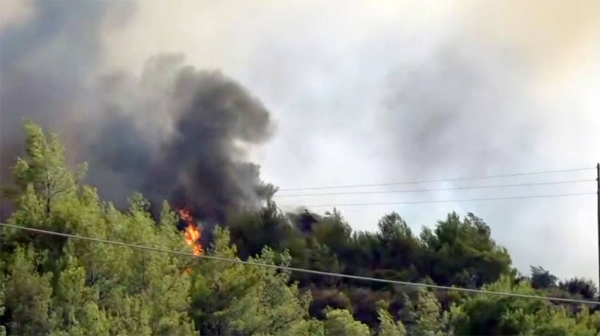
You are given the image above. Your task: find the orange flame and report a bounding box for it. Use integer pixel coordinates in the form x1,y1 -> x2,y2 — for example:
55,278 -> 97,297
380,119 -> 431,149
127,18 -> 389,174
177,207 -> 203,256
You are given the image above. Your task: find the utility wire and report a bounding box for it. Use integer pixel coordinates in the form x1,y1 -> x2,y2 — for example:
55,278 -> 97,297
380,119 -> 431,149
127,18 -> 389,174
275,179 -> 594,198
1,222 -> 598,306
277,192 -> 595,208
279,167 -> 595,191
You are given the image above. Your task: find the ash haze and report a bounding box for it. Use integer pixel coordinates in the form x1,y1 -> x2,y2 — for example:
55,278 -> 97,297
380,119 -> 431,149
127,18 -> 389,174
1,0 -> 599,282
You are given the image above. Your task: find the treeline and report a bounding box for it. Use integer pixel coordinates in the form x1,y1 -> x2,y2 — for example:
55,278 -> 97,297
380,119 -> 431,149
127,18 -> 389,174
0,121 -> 599,335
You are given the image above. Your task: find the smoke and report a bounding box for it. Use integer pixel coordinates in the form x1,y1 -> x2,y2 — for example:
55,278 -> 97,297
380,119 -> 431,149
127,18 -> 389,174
0,1 -> 274,224
381,0 -> 600,179
87,54 -> 274,222
463,0 -> 600,80
1,0 -> 598,280
378,1 -> 599,279
0,0 -> 35,33
382,43 -> 533,178
0,0 -> 133,217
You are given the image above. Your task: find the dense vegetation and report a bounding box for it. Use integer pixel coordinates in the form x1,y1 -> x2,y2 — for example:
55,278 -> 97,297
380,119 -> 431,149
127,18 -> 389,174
1,121 -> 599,335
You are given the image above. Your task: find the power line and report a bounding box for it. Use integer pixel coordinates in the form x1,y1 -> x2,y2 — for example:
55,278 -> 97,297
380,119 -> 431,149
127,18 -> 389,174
277,192 -> 595,209
275,179 -> 594,198
1,222 -> 598,306
279,167 -> 596,191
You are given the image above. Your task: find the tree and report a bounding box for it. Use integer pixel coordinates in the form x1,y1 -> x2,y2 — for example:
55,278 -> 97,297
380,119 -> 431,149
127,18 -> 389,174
377,307 -> 406,336
391,289 -> 446,336
2,192 -> 196,335
310,289 -> 353,320
559,278 -> 598,300
3,122 -> 87,274
190,226 -> 318,335
530,266 -> 558,290
450,276 -> 600,335
0,268 -> 5,336
3,120 -> 599,335
8,120 -> 85,218
378,213 -> 412,242
322,309 -> 370,336
1,121 -> 195,335
47,255 -> 110,335
3,247 -> 54,335
374,212 -> 424,285
420,212 -> 512,288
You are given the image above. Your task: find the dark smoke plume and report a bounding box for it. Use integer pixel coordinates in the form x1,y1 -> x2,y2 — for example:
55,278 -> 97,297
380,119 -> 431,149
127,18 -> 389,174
86,55 -> 275,223
0,1 -> 275,224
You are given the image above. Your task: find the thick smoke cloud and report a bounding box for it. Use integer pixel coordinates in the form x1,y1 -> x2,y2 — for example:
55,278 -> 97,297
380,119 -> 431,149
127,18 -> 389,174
0,1 -> 274,224
87,55 -> 274,223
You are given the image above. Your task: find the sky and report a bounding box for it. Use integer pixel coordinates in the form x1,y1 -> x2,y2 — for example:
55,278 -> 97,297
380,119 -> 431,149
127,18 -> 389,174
1,0 -> 599,282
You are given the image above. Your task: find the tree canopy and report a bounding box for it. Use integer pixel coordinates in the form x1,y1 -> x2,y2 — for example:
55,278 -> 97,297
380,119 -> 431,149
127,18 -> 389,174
1,121 -> 598,335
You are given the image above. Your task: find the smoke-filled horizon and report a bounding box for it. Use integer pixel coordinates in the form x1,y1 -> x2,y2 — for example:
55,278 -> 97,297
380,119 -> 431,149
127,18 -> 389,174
1,0 -> 599,282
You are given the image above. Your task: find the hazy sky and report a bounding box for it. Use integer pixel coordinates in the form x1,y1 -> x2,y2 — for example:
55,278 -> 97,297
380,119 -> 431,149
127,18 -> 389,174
2,0 -> 599,282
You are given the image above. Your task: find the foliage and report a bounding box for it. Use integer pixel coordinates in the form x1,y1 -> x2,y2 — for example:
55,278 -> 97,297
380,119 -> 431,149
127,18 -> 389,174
1,123 -> 195,335
322,309 -> 370,336
377,307 -> 406,336
1,121 -> 598,335
449,276 -> 600,335
189,226 -> 318,335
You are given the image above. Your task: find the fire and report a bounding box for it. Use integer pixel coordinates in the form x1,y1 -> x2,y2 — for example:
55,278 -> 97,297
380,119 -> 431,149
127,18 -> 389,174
177,207 -> 203,256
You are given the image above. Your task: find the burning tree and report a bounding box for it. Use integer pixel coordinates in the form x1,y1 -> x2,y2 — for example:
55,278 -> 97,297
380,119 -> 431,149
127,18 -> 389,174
177,207 -> 204,256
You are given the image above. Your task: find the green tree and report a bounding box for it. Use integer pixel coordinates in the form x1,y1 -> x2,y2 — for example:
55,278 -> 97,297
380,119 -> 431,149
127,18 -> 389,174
530,266 -> 558,290
377,307 -> 406,336
374,212 -> 424,284
1,121 -> 195,335
0,268 -> 5,336
393,289 -> 446,336
559,278 -> 598,300
450,276 -> 600,335
191,226 -> 318,335
47,255 -> 110,336
4,120 -> 599,336
420,212 -> 512,288
8,120 -> 85,218
323,309 -> 370,336
3,247 -> 54,335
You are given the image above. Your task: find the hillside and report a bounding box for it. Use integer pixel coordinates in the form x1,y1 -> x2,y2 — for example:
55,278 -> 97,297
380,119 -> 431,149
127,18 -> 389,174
1,122 -> 598,335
